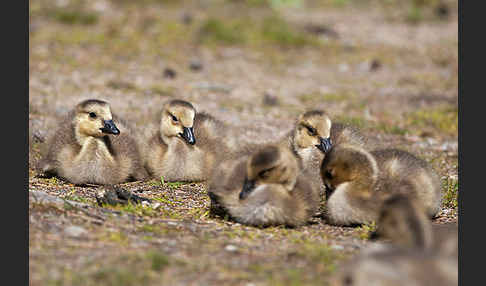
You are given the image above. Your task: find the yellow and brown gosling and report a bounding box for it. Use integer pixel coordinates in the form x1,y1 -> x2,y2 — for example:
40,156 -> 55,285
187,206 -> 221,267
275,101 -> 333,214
143,99 -> 231,182
283,109 -> 368,169
371,148 -> 443,218
38,99 -> 147,185
320,145 -> 442,226
208,144 -> 320,227
370,194 -> 457,258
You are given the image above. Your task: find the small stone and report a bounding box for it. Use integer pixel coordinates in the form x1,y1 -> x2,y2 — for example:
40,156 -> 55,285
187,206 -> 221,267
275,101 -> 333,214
142,200 -> 150,207
405,135 -> 421,142
163,68 -> 177,79
152,202 -> 161,210
304,24 -> 339,39
32,130 -> 46,143
420,131 -> 434,138
262,92 -> 279,106
189,60 -> 203,71
168,240 -> 177,247
370,59 -> 381,71
331,244 -> 344,250
338,63 -> 349,72
435,3 -> 450,19
225,245 -> 238,252
64,226 -> 87,238
181,12 -> 193,25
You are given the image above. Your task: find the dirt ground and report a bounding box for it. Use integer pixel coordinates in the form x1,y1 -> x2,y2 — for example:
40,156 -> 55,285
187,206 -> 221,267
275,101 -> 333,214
29,0 -> 458,285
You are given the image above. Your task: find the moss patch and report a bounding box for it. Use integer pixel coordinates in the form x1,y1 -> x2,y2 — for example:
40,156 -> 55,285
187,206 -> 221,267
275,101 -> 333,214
405,105 -> 458,136
197,15 -> 319,48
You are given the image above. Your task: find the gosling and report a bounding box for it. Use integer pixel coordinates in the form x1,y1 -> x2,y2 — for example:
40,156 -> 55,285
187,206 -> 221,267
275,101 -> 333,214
37,99 -> 147,185
208,144 -> 320,227
370,194 -> 457,258
329,246 -> 458,286
143,99 -> 230,182
321,145 -> 442,226
282,109 -> 368,171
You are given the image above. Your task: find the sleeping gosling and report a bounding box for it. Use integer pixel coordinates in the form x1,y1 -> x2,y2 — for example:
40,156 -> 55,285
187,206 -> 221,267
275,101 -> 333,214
320,145 -> 442,226
37,99 -> 147,185
208,144 -> 320,227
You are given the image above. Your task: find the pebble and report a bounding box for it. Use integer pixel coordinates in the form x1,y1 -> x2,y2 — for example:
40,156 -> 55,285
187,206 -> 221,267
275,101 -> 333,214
331,244 -> 344,251
163,68 -> 177,79
152,202 -> 161,210
338,63 -> 350,72
64,226 -> 87,238
168,240 -> 177,247
225,245 -> 238,252
189,60 -> 203,71
262,92 -> 279,106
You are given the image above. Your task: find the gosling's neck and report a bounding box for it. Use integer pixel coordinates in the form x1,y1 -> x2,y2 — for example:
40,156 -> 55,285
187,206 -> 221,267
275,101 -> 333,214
73,127 -> 115,162
158,128 -> 180,147
74,125 -> 103,147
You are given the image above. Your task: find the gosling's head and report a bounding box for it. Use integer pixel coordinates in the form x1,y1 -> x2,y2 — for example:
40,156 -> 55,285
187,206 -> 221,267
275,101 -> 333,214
370,194 -> 432,249
159,99 -> 196,145
293,110 -> 333,153
320,145 -> 378,199
240,145 -> 299,200
73,99 -> 120,138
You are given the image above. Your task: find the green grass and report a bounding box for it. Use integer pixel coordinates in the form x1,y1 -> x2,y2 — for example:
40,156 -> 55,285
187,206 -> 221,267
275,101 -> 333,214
137,224 -> 170,235
106,80 -> 137,91
262,243 -> 344,285
44,250 -> 172,286
48,9 -> 99,25
103,202 -> 158,217
198,15 -> 319,48
356,221 -> 377,240
405,105 -> 458,136
64,194 -> 91,204
102,231 -> 130,245
334,115 -> 370,130
442,177 -> 458,209
198,18 -> 247,45
146,251 -> 170,271
148,84 -> 175,97
154,177 -> 189,189
298,90 -> 357,104
375,122 -> 409,135
260,15 -> 316,47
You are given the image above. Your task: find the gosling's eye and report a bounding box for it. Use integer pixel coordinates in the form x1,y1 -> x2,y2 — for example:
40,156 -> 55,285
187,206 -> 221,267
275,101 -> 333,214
89,112 -> 97,118
259,170 -> 270,178
305,125 -> 317,136
325,170 -> 333,179
170,114 -> 178,122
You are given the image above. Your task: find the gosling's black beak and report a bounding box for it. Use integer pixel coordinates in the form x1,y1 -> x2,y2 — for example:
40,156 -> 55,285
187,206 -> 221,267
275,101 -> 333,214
324,183 -> 335,200
180,127 -> 196,145
100,120 -> 120,135
316,137 -> 332,153
239,178 -> 256,200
